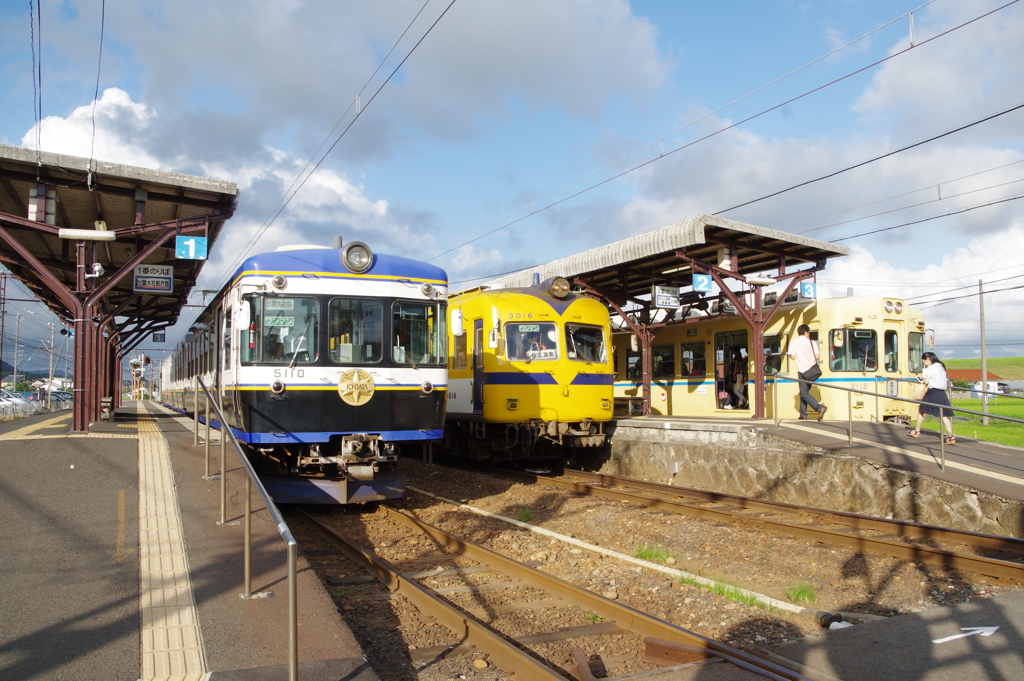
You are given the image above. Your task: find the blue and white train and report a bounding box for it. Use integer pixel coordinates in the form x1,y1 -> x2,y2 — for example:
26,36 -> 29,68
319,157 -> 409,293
162,240 -> 448,503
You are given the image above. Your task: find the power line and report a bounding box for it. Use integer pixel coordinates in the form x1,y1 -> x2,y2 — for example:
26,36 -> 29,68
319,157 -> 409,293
88,0 -> 106,185
427,0 -> 1020,262
220,0 -> 458,281
716,100 -> 1024,216
781,158 -> 1024,232
833,192 -> 1024,242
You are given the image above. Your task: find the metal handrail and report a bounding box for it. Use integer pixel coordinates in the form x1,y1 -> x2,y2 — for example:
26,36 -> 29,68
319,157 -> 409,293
196,376 -> 299,681
773,372 -> 1024,472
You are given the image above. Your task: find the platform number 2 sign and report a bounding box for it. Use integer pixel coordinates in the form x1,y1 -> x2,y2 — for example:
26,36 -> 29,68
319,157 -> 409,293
693,273 -> 713,293
801,281 -> 817,300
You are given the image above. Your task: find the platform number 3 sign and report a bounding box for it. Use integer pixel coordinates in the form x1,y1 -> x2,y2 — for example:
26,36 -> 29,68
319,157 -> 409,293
801,281 -> 817,299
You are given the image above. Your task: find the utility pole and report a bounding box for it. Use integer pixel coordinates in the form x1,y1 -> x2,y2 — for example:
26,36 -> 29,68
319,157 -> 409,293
46,323 -> 55,408
980,280 -> 989,426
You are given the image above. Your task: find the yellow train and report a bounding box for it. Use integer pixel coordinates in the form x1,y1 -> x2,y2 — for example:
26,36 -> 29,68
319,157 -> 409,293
613,293 -> 928,422
445,276 -> 615,460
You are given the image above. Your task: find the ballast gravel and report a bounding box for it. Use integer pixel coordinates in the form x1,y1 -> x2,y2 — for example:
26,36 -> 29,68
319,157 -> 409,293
296,459 -> 1023,681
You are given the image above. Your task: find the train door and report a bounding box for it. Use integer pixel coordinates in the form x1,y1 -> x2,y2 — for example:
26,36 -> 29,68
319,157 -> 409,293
473,319 -> 484,413
714,330 -> 748,410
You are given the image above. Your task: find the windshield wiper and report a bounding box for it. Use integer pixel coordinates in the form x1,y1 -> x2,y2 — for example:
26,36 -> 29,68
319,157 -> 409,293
288,318 -> 314,369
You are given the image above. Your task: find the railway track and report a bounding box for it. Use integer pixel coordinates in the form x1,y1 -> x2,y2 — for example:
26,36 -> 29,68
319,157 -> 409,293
294,505 -> 834,681
494,468 -> 1024,582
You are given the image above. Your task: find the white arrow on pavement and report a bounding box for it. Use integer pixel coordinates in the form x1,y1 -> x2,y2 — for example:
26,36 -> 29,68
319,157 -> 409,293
932,627 -> 999,644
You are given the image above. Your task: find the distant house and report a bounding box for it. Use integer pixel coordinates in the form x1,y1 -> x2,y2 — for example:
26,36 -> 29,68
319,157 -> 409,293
946,369 -> 1008,395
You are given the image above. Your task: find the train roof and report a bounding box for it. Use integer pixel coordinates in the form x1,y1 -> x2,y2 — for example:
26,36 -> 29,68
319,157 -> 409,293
231,247 -> 448,285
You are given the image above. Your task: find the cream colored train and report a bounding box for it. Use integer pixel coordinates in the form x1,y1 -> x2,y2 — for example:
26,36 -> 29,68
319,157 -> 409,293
613,293 -> 928,422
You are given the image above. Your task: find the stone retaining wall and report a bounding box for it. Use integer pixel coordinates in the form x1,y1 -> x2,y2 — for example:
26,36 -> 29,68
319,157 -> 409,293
572,420 -> 1024,539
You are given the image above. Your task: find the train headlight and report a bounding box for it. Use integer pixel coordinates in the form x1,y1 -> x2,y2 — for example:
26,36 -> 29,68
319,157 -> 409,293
884,300 -> 894,313
545,276 -> 571,298
421,381 -> 434,394
894,301 -> 903,314
270,380 -> 286,395
341,241 -> 373,273
271,274 -> 287,290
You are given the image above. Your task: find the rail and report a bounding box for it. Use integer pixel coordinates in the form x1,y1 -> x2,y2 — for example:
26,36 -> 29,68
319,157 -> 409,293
773,373 -> 1024,471
195,376 -> 299,681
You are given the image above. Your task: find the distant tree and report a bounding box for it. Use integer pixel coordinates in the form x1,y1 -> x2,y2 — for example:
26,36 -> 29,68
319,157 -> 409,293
952,378 -> 971,390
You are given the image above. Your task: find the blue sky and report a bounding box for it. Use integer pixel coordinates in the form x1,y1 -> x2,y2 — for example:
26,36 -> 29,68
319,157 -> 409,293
2,0 -> 1023,372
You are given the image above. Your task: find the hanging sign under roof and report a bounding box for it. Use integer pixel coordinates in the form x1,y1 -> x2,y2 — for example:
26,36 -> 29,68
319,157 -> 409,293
133,264 -> 174,293
652,285 -> 680,309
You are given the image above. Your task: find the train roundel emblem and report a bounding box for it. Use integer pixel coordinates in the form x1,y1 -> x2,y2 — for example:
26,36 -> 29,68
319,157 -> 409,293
338,369 -> 375,406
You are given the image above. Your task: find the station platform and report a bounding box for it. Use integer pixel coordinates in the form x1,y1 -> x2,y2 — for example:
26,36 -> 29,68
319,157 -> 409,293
0,401 -> 377,681
615,414 -> 1024,504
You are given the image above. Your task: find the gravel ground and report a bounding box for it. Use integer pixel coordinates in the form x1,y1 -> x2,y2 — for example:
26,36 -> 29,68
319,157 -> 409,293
295,459 -> 1024,680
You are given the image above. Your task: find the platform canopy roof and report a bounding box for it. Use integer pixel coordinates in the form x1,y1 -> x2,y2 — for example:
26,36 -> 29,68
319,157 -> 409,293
0,143 -> 237,329
478,214 -> 849,302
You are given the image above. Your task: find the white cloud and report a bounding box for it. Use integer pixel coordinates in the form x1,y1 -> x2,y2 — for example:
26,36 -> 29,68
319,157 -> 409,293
22,88 -> 162,168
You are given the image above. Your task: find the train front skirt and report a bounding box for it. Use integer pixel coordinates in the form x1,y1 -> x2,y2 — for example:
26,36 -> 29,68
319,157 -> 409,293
259,470 -> 407,504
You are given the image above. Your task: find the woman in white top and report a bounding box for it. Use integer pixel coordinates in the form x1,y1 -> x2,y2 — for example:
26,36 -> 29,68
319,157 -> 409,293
908,351 -> 955,444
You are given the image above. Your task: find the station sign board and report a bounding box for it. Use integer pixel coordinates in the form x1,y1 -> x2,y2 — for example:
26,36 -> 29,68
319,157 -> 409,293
175,235 -> 208,260
692,273 -> 713,293
134,264 -> 174,293
652,285 -> 680,309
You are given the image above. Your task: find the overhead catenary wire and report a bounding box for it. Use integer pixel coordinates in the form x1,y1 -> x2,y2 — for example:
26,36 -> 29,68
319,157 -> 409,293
220,0 -> 457,281
87,0 -> 107,187
431,1 -> 939,258
426,0 -> 1021,263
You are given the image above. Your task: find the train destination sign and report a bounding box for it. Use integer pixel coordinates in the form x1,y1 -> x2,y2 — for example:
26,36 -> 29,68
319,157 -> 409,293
133,264 -> 174,293
652,285 -> 680,309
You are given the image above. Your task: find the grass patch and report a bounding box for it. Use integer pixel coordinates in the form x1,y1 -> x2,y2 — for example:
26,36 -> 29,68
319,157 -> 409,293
585,613 -> 604,622
634,545 -> 673,563
516,508 -> 534,523
677,574 -> 770,611
915,398 -> 1024,448
783,581 -> 817,603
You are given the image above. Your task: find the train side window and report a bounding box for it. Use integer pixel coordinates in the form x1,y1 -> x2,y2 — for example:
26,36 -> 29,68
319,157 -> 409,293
329,298 -> 382,364
625,348 -> 641,380
680,342 -> 706,377
474,323 -> 484,369
652,345 -> 675,378
222,307 -> 232,370
884,330 -> 899,372
763,334 -> 787,375
908,332 -> 925,373
240,295 -> 260,363
452,333 -> 467,370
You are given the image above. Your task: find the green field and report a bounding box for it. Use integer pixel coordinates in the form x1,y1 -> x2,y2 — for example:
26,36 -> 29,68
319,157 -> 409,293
944,357 -> 1024,381
917,398 -> 1024,448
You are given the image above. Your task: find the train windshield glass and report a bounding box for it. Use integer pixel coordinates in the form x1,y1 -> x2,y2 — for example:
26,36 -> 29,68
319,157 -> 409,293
565,323 -> 607,364
506,322 -> 558,361
829,328 -> 877,372
329,298 -> 383,364
392,301 -> 447,366
261,297 -> 319,363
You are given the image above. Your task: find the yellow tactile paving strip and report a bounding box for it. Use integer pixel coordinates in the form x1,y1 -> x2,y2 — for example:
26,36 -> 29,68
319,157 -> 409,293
136,403 -> 208,681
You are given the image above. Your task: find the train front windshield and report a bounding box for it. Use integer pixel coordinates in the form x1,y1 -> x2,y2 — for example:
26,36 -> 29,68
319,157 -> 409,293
393,301 -> 447,366
506,322 -> 558,361
565,323 -> 607,364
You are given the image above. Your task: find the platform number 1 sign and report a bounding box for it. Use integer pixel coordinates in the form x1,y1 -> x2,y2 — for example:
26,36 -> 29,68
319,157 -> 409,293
801,281 -> 817,300
693,273 -> 713,293
175,235 -> 208,260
